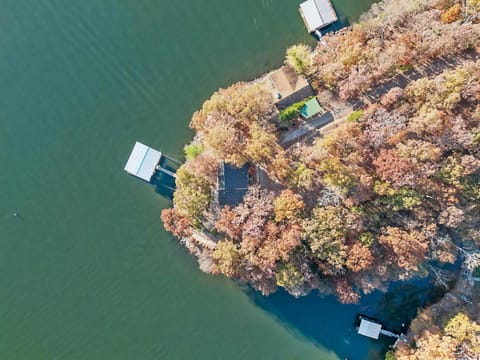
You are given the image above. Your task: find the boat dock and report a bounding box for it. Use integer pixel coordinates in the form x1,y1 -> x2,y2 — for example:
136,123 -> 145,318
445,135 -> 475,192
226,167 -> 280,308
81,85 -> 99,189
299,0 -> 338,37
356,316 -> 404,340
124,141 -> 176,183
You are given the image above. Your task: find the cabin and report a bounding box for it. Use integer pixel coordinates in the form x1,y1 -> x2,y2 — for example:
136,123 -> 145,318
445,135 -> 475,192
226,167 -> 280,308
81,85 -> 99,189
267,66 -> 314,109
299,0 -> 338,35
217,163 -> 249,207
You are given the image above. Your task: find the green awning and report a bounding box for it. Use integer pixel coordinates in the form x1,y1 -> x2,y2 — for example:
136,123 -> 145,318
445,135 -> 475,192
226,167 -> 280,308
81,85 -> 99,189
300,98 -> 322,119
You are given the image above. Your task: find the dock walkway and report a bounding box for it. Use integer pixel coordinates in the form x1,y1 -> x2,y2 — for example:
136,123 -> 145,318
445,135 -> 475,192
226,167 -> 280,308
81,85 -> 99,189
191,230 -> 218,250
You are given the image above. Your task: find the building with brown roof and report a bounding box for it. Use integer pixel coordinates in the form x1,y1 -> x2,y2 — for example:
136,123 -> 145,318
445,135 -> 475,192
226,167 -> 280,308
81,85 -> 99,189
266,66 -> 314,109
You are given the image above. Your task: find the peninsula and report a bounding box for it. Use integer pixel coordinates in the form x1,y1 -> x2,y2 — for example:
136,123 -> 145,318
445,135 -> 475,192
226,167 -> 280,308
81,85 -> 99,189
161,0 -> 480,358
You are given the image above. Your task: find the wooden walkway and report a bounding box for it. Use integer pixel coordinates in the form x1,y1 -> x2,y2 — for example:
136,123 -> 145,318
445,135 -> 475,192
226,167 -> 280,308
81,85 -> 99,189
191,230 -> 218,250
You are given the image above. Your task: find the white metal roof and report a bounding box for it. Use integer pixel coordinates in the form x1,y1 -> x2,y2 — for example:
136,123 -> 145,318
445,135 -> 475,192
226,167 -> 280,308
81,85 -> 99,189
358,318 -> 382,339
299,0 -> 337,33
124,142 -> 162,182
314,0 -> 337,25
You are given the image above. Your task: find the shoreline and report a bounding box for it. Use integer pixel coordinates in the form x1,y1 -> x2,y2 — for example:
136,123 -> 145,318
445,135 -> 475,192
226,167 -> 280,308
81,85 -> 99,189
161,1 -> 480,358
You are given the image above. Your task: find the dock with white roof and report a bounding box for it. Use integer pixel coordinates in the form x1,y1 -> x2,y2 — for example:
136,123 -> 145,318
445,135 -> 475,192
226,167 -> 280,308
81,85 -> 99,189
124,141 -> 176,183
299,0 -> 338,37
357,317 -> 403,340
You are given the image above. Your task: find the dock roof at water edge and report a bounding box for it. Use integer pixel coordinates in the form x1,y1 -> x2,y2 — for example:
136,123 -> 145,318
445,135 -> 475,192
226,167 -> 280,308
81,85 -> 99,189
124,142 -> 162,182
358,318 -> 382,339
299,0 -> 338,33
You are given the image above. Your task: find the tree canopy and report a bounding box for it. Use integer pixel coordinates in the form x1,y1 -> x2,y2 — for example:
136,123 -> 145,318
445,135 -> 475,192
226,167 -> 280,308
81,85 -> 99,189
163,0 -> 480,307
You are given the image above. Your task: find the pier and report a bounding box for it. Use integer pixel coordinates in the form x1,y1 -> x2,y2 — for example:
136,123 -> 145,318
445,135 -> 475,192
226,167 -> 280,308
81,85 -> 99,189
357,317 -> 404,340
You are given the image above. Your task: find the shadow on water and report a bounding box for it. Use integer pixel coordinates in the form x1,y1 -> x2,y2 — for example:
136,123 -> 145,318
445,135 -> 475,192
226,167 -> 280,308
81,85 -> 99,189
311,2 -> 352,40
245,277 -> 447,360
373,280 -> 446,333
151,156 -> 178,200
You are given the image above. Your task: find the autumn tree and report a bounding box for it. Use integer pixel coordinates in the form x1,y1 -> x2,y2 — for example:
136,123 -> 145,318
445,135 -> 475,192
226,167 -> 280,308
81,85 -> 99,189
320,121 -> 365,161
285,44 -> 313,75
244,122 -> 280,164
173,166 -> 212,222
406,67 -> 468,112
441,3 -> 463,23
319,158 -> 357,194
438,205 -> 465,228
380,87 -> 404,109
202,122 -> 248,166
444,313 -> 480,356
362,107 -> 408,148
374,149 -> 417,188
396,139 -> 442,163
185,151 -> 218,184
346,243 -> 374,272
379,227 -> 429,271
276,224 -> 303,261
211,240 -> 243,278
288,162 -> 314,190
409,333 -> 457,360
396,313 -> 480,360
161,208 -> 192,238
379,186 -> 423,212
273,189 -> 305,223
215,206 -> 243,240
303,206 -> 349,274
334,279 -> 360,304
276,262 -> 305,295
190,82 -> 274,166
234,186 -> 274,242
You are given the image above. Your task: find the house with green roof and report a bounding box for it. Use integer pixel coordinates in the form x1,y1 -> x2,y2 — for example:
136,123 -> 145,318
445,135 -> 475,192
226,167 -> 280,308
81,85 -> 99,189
300,97 -> 324,119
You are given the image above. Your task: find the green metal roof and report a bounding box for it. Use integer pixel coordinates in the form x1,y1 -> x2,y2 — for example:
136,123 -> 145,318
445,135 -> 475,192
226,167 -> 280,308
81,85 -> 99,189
300,98 -> 322,119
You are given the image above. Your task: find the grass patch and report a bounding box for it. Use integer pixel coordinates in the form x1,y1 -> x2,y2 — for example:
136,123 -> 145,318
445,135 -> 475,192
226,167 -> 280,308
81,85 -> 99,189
346,109 -> 363,122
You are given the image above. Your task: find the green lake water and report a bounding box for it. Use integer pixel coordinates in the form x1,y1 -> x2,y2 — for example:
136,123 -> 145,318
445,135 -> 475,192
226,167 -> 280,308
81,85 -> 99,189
0,1 -> 410,359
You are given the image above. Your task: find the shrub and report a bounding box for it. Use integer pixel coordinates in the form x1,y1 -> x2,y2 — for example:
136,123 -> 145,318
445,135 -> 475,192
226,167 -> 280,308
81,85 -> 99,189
286,44 -> 313,75
279,105 -> 302,122
385,350 -> 396,360
279,97 -> 314,123
346,110 -> 363,122
184,143 -> 204,161
398,64 -> 414,72
441,3 -> 463,23
359,232 -> 375,247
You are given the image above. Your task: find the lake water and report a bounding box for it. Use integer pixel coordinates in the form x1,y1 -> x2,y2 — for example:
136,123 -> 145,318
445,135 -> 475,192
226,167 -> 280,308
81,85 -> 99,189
0,1 -> 416,359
